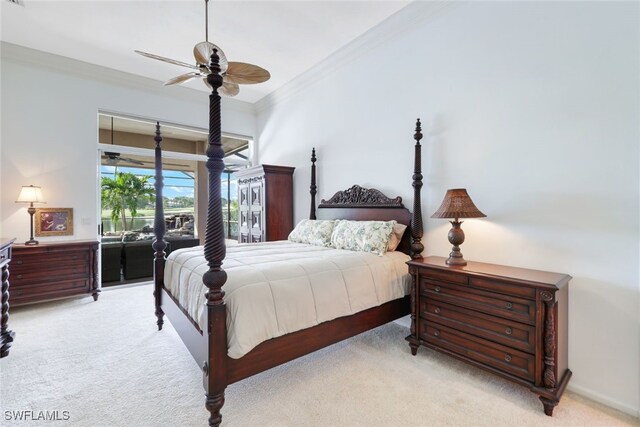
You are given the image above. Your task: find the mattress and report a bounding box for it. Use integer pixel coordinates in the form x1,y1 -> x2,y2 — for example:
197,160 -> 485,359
164,241 -> 411,358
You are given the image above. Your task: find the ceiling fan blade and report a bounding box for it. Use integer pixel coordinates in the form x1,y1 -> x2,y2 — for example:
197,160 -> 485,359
165,72 -> 201,86
119,157 -> 145,166
220,81 -> 240,97
193,42 -> 228,73
140,160 -> 191,168
225,62 -> 270,85
135,50 -> 199,71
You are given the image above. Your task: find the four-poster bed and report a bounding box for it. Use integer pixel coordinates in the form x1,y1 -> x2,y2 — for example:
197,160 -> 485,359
152,49 -> 424,426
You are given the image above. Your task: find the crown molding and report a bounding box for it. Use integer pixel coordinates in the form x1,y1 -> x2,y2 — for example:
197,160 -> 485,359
0,42 -> 256,115
254,1 -> 460,114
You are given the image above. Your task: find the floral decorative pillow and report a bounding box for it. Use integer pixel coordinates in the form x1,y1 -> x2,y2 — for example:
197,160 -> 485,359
331,220 -> 397,256
288,219 -> 335,247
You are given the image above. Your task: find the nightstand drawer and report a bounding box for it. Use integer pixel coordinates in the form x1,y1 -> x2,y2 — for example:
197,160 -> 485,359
469,277 -> 536,300
422,268 -> 467,286
420,321 -> 535,382
420,300 -> 535,353
420,278 -> 535,325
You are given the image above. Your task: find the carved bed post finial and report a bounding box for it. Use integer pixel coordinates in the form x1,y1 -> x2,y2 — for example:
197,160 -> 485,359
152,122 -> 167,331
410,118 -> 424,259
310,148 -> 317,220
203,48 -> 228,427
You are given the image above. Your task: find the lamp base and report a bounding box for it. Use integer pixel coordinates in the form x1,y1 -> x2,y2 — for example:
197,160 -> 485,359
446,220 -> 466,266
446,250 -> 467,266
24,239 -> 39,246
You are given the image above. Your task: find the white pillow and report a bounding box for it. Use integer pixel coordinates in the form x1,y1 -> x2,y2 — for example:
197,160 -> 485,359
387,223 -> 408,252
287,219 -> 335,247
331,220 -> 397,256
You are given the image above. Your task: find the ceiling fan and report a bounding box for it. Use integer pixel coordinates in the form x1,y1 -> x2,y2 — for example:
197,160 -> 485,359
102,151 -> 144,166
134,0 -> 270,97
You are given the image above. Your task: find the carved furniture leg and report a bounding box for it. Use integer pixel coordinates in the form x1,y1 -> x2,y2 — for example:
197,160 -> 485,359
91,246 -> 100,301
206,392 -> 225,427
153,121 -> 167,331
539,397 -> 558,416
1,264 -> 15,358
406,264 -> 420,355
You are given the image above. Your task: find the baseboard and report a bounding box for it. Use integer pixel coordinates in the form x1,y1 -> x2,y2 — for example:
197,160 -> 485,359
568,383 -> 640,419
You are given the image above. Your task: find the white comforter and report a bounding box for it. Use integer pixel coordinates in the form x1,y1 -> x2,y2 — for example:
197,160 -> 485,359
164,241 -> 411,358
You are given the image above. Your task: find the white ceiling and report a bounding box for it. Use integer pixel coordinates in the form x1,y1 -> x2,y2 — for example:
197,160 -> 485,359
1,0 -> 410,103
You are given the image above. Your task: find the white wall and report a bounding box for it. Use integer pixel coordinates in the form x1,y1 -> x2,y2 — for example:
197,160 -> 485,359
256,1 -> 640,417
0,43 -> 256,241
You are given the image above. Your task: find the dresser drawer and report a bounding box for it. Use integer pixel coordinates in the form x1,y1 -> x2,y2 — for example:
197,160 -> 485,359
11,279 -> 91,305
420,278 -> 536,325
0,246 -> 10,264
469,277 -> 536,300
11,264 -> 90,287
12,250 -> 89,269
420,300 -> 535,354
420,321 -> 535,382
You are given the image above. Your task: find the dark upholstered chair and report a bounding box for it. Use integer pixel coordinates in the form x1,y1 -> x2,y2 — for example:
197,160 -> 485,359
101,243 -> 123,284
122,241 -> 155,280
166,237 -> 200,254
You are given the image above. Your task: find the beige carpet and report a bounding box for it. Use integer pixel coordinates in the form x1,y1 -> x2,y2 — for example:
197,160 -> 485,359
0,283 -> 636,427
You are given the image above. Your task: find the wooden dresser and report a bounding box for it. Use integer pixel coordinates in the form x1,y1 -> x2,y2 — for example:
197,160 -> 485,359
235,164 -> 295,243
11,241 -> 99,306
1,238 -> 16,358
406,256 -> 571,416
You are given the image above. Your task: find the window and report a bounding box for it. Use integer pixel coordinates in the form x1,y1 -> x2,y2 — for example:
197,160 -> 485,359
100,165 -> 195,234
221,171 -> 239,239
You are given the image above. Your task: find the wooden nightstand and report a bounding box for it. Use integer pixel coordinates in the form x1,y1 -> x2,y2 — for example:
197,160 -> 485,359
11,240 -> 99,306
406,256 -> 571,416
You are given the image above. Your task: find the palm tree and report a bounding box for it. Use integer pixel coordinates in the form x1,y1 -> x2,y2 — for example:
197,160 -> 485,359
101,172 -> 155,232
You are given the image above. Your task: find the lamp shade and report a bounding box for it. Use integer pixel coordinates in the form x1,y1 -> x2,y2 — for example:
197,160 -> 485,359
431,188 -> 485,219
16,185 -> 45,204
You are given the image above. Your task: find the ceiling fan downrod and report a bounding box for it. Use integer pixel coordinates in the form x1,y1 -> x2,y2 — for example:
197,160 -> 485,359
205,0 -> 209,44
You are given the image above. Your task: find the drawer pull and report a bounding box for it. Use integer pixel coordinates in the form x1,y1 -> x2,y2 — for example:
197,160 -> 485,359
16,274 -> 23,279
434,286 -> 441,293
433,330 -> 440,337
72,256 -> 78,260
434,307 -> 441,315
504,354 -> 512,363
505,327 -> 513,335
505,302 -> 513,310
16,260 -> 23,265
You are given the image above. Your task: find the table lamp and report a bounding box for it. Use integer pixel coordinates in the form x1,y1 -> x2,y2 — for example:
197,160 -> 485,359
15,185 -> 46,245
431,188 -> 485,266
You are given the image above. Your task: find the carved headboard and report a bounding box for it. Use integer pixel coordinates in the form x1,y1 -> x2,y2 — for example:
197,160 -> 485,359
316,185 -> 412,255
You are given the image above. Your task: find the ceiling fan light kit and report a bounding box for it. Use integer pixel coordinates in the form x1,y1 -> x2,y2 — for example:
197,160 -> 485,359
135,0 -> 270,97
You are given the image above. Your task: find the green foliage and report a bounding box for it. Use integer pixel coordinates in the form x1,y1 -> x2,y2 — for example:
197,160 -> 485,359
101,172 -> 155,231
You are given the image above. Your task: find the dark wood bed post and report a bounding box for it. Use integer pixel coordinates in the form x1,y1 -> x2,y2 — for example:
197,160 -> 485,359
153,122 -> 167,331
410,119 -> 424,259
309,147 -> 317,220
202,49 -> 228,427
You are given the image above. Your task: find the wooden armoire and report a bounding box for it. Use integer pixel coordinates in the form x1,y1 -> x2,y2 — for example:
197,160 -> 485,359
235,164 -> 295,243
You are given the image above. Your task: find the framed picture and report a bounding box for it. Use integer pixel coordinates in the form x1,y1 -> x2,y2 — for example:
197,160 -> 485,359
35,208 -> 74,237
